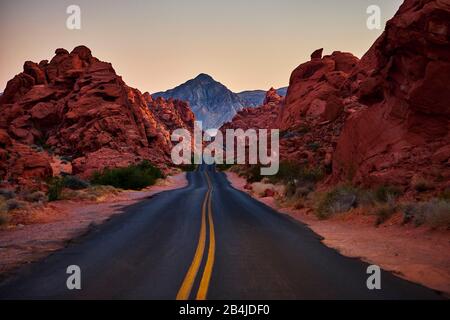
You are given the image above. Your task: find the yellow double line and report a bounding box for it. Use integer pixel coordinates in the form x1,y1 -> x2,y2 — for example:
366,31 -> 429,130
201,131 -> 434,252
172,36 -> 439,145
176,170 -> 216,300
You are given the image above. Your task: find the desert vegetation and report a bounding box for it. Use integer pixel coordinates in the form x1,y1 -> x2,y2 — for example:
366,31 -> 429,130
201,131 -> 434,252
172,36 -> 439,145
91,160 -> 163,190
227,163 -> 450,229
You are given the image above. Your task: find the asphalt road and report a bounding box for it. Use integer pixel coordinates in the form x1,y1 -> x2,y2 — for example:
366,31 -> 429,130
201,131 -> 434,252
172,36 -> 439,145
0,165 -> 442,299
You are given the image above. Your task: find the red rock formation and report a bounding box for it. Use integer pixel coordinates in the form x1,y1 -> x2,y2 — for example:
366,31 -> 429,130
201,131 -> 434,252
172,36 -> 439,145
220,0 -> 449,193
263,87 -> 283,105
221,89 -> 281,132
146,96 -> 195,133
333,0 -> 450,190
0,46 -> 194,187
279,51 -> 359,129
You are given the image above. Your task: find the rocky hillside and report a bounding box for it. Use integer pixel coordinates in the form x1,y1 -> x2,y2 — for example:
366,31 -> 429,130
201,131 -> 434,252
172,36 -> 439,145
220,0 -> 450,194
153,73 -> 287,129
0,46 -> 194,190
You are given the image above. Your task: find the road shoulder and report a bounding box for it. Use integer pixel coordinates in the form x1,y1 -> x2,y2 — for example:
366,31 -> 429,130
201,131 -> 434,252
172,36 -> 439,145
226,171 -> 450,297
0,173 -> 188,276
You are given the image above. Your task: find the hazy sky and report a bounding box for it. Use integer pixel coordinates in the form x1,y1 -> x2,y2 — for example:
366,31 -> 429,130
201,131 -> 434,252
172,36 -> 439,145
0,0 -> 403,93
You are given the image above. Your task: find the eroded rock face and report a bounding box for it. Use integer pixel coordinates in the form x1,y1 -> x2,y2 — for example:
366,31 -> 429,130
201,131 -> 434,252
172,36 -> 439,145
332,0 -> 450,189
221,89 -> 282,132
146,96 -> 195,133
220,0 -> 450,192
279,51 -> 359,130
0,46 -> 193,188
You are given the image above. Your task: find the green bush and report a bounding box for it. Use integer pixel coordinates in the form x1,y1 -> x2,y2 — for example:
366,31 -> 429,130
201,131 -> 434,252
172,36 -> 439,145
47,177 -> 64,201
91,160 -> 163,190
63,175 -> 90,190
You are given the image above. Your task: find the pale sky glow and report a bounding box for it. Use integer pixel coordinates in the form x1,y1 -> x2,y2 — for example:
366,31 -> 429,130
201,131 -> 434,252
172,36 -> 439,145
0,0 -> 403,93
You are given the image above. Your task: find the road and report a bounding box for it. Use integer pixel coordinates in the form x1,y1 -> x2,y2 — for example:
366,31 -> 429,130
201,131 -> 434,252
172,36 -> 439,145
0,165 -> 442,299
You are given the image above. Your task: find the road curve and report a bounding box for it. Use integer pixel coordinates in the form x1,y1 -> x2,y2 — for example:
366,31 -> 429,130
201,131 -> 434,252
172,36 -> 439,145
0,165 -> 442,299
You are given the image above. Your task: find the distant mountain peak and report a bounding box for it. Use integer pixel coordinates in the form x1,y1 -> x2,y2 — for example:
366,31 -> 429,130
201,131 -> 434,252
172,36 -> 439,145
194,73 -> 214,81
152,75 -> 287,129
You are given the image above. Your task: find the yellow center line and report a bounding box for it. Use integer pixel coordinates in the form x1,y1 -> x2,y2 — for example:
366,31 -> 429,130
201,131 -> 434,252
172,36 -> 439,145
176,169 -> 217,300
176,182 -> 209,300
196,172 -> 216,300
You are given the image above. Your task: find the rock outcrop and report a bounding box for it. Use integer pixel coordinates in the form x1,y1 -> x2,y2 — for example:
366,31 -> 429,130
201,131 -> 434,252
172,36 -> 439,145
332,0 -> 450,190
146,95 -> 195,133
0,46 -> 194,188
219,0 -> 450,193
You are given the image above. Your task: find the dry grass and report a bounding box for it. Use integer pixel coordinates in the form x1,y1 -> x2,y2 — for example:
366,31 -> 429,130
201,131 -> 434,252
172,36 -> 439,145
403,199 -> 450,229
61,185 -> 121,202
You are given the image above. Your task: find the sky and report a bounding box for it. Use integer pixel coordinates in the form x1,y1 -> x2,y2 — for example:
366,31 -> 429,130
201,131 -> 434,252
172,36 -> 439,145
0,0 -> 403,93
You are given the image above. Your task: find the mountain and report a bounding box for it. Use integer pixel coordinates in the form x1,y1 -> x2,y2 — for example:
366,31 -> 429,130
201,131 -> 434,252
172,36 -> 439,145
153,74 -> 243,129
0,46 -> 194,189
153,73 -> 287,129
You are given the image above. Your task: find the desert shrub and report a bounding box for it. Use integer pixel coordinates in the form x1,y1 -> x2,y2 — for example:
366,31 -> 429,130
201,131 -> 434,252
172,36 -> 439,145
298,166 -> 324,183
374,185 -> 402,203
314,185 -> 358,219
47,177 -> 64,201
61,185 -> 120,201
372,201 -> 397,226
24,191 -> 47,203
403,199 -> 450,228
62,176 -> 90,190
91,160 -> 163,190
